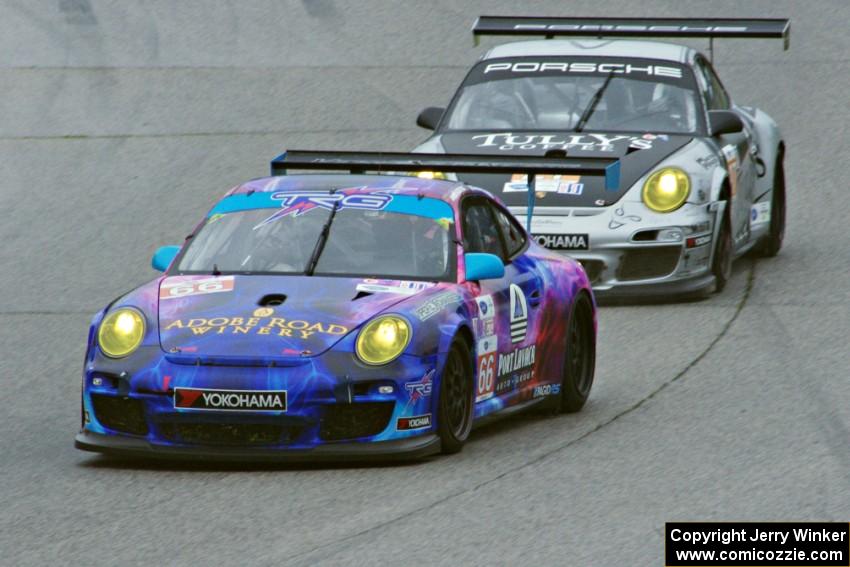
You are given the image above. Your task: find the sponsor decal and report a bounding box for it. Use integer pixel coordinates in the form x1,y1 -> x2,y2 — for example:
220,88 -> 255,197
356,279 -> 435,296
751,202 -> 771,225
397,414 -> 432,431
498,344 -> 536,377
473,132 -> 654,153
686,234 -> 712,248
253,307 -> 274,317
475,335 -> 498,402
533,233 -> 589,251
503,174 -> 583,195
530,216 -> 573,232
533,383 -> 561,398
495,344 -> 537,395
405,369 -> 434,402
414,291 -> 461,321
608,205 -> 642,230
160,276 -> 235,301
696,154 -> 720,170
483,61 -> 683,79
174,388 -> 287,412
434,217 -> 453,231
509,284 -> 528,344
254,188 -> 393,227
511,23 -> 753,34
477,295 -> 493,316
475,295 -> 496,337
164,313 -> 348,340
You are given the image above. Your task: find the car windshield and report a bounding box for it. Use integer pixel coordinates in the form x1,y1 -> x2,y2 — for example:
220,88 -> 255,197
443,57 -> 702,135
177,193 -> 456,280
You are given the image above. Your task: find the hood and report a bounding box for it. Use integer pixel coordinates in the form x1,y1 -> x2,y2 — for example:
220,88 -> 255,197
158,275 -> 435,359
436,131 -> 691,208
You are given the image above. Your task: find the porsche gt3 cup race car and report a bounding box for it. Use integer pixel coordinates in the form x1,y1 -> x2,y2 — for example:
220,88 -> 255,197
413,17 -> 790,298
75,152 -> 608,461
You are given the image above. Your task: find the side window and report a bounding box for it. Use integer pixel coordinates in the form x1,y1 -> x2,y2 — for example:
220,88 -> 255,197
704,62 -> 731,109
492,204 -> 527,258
462,200 -> 506,259
695,56 -> 730,110
694,57 -> 714,110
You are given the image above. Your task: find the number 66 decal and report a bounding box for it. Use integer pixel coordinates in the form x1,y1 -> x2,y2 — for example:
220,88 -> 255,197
475,336 -> 497,402
160,276 -> 235,300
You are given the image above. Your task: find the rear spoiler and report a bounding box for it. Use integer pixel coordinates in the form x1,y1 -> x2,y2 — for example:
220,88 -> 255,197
472,16 -> 790,55
271,150 -> 620,231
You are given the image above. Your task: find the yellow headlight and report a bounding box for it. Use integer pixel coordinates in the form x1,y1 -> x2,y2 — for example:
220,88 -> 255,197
642,167 -> 690,213
355,315 -> 411,366
415,171 -> 447,180
98,308 -> 145,358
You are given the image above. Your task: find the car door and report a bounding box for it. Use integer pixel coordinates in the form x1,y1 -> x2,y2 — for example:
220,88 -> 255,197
461,196 -> 542,407
695,56 -> 758,246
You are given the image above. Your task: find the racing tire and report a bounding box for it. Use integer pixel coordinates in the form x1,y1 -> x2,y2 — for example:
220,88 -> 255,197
712,208 -> 733,293
559,293 -> 596,413
437,338 -> 474,454
759,157 -> 786,257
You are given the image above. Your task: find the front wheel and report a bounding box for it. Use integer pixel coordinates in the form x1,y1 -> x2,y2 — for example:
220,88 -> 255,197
759,157 -> 786,257
559,293 -> 596,413
437,338 -> 474,454
712,209 -> 733,293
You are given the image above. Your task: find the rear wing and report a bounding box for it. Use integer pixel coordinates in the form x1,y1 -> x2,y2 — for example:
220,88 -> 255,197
271,150 -> 620,231
472,16 -> 790,55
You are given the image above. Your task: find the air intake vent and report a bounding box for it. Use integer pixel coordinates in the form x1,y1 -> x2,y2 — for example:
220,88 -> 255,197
258,294 -> 287,307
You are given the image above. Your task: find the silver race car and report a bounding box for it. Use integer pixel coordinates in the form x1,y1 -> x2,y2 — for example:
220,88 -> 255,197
413,17 -> 789,298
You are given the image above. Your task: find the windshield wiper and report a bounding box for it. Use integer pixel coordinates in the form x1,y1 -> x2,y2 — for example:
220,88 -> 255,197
573,72 -> 615,133
304,196 -> 340,276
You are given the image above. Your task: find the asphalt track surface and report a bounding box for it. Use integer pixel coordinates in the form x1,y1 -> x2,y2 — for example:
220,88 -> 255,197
1,1 -> 848,565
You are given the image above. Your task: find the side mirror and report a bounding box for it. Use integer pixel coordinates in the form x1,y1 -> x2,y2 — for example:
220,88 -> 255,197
708,110 -> 744,136
152,245 -> 181,272
416,107 -> 444,130
464,253 -> 505,281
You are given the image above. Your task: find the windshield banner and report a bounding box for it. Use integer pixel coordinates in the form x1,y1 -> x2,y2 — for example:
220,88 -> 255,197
464,56 -> 695,88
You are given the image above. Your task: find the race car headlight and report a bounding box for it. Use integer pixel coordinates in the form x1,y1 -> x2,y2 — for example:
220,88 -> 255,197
356,315 -> 411,366
415,171 -> 447,180
97,308 -> 145,358
642,167 -> 690,213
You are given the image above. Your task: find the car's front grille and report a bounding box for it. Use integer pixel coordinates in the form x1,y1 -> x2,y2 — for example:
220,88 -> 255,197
577,259 -> 605,284
91,394 -> 149,436
158,422 -> 299,446
617,247 -> 682,281
319,402 -> 394,442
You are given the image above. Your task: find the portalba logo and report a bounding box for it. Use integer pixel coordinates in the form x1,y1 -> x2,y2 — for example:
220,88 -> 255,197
498,344 -> 536,377
175,388 -> 287,412
533,233 -> 589,250
483,61 -> 683,79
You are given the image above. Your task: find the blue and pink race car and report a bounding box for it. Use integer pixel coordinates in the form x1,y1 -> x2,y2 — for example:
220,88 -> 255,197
75,152 -> 611,461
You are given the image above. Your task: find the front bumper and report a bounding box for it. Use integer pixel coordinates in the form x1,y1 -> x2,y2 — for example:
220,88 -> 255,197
515,201 -> 720,298
75,429 -> 440,462
78,347 -> 440,461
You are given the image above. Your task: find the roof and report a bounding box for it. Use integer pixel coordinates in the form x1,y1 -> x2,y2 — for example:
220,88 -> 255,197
483,39 -> 694,64
228,174 -> 478,203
